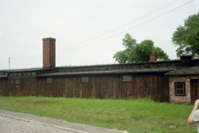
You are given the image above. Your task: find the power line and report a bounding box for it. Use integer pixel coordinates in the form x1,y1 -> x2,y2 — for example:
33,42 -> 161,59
57,0 -> 193,53
57,0 -> 179,52
0,0 -> 194,67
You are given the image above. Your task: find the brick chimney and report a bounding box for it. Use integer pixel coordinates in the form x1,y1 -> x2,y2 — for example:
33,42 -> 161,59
180,55 -> 192,67
149,54 -> 157,62
43,37 -> 56,68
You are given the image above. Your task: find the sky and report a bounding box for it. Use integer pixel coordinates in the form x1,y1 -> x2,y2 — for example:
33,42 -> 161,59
0,0 -> 198,69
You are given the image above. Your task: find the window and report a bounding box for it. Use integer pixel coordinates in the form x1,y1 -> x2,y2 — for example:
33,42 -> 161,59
0,72 -> 5,75
46,78 -> 53,83
81,77 -> 89,83
27,72 -> 32,76
122,75 -> 132,82
15,79 -> 21,84
32,72 -> 36,76
23,73 -> 27,76
17,73 -> 22,76
175,82 -> 185,96
22,72 -> 36,76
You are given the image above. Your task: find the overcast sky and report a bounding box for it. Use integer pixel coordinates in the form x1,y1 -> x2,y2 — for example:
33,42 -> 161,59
0,0 -> 198,69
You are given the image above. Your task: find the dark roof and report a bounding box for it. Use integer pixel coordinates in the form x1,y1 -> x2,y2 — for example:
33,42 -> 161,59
165,66 -> 199,76
37,67 -> 173,77
7,68 -> 43,72
1,56 -> 199,77
37,60 -> 180,77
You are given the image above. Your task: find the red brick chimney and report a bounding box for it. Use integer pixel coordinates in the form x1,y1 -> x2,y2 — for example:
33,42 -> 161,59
43,37 -> 56,68
149,54 -> 157,62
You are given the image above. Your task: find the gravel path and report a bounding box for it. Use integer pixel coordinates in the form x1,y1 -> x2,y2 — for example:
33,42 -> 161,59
0,109 -> 127,133
0,115 -> 74,133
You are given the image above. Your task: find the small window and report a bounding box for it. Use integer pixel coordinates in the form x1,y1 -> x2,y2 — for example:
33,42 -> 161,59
27,72 -> 32,76
122,75 -> 132,82
15,79 -> 21,84
175,82 -> 185,96
23,73 -> 27,76
10,73 -> 14,76
0,72 -> 4,75
14,73 -> 17,76
46,78 -> 53,83
81,77 -> 89,83
17,73 -> 22,76
32,72 -> 36,76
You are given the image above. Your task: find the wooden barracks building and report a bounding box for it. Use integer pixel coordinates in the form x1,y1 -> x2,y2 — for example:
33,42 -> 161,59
0,38 -> 199,104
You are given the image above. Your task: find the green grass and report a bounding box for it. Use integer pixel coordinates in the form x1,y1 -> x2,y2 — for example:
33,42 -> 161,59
0,97 -> 197,133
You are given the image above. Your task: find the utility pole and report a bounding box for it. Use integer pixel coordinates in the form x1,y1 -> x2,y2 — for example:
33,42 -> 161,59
8,57 -> 11,69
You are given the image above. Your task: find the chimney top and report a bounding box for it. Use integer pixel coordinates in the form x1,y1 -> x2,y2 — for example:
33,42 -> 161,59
149,54 -> 157,62
43,37 -> 56,41
180,55 -> 192,67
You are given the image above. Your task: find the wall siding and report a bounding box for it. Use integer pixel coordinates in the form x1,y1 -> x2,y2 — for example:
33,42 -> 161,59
36,74 -> 169,101
169,76 -> 199,103
5,77 -> 37,96
0,78 -> 8,96
0,74 -> 169,102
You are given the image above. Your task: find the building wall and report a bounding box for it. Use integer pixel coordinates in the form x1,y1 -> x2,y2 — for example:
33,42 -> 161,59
0,73 -> 169,102
0,78 -> 8,96
0,77 -> 37,96
8,76 -> 37,96
36,74 -> 169,102
169,76 -> 199,104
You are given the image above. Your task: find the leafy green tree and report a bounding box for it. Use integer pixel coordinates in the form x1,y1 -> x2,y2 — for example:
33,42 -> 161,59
113,33 -> 136,63
152,47 -> 169,61
172,12 -> 199,58
122,33 -> 137,48
113,33 -> 169,63
113,50 -> 128,63
131,40 -> 154,62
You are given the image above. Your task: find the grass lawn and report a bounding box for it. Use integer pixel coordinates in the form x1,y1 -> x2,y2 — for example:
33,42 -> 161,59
0,97 -> 197,133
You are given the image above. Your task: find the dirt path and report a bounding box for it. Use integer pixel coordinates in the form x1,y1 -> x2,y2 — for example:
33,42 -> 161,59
0,109 -> 127,133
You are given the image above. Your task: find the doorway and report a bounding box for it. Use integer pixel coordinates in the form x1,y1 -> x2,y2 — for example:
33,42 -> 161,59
191,79 -> 199,103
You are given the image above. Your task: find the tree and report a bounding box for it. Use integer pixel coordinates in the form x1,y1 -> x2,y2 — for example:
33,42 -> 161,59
152,47 -> 169,61
172,12 -> 199,58
113,33 -> 169,63
130,40 -> 154,62
113,33 -> 136,63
